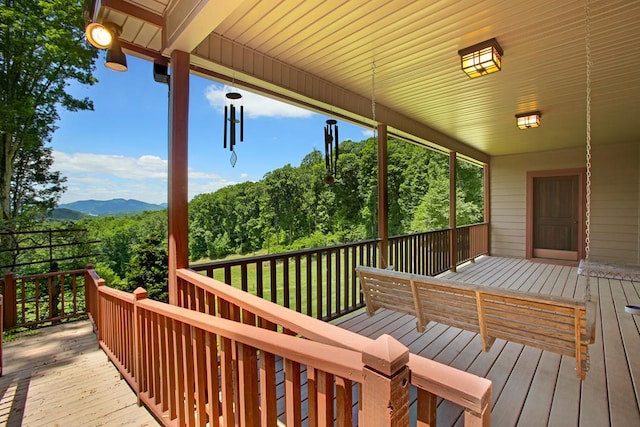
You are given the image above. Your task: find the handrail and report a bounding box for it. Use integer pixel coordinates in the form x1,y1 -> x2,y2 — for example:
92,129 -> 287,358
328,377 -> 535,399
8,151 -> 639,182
177,267 -> 492,424
86,269 -> 411,425
139,297 -> 364,383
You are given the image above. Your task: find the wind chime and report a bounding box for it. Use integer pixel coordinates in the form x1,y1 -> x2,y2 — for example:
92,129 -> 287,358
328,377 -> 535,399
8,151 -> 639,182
223,91 -> 244,167
323,119 -> 339,184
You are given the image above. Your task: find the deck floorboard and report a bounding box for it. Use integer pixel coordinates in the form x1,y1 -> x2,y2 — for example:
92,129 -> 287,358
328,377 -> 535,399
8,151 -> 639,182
0,320 -> 158,427
336,256 -> 640,426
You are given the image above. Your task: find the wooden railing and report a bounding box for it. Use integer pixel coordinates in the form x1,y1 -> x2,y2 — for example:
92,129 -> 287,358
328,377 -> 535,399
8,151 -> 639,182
2,269 -> 87,329
191,238 -> 380,321
388,229 -> 450,275
177,268 -> 492,426
191,224 -> 489,321
85,268 -> 433,426
457,222 -> 490,265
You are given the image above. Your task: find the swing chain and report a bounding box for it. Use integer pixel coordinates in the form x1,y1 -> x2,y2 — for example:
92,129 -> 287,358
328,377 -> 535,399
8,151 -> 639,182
584,0 -> 593,303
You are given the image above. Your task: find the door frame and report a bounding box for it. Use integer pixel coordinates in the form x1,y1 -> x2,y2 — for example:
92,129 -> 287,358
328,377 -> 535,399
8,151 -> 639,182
526,168 -> 586,260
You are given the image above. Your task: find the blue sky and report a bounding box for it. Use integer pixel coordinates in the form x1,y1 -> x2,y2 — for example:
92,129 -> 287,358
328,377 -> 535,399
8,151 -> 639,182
52,55 -> 371,204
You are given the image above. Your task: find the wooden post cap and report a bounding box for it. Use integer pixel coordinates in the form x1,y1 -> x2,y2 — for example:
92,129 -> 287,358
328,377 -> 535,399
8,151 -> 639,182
362,334 -> 409,376
133,288 -> 148,300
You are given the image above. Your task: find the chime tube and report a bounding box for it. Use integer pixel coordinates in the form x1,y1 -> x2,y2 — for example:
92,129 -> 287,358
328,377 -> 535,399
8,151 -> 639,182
230,104 -> 236,149
223,106 -> 228,149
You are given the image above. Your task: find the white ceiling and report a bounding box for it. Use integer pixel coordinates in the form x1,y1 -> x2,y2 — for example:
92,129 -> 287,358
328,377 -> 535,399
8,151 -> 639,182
92,0 -> 640,162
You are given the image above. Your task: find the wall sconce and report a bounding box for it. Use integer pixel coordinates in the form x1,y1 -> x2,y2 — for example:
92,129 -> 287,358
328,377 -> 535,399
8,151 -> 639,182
516,111 -> 542,129
458,38 -> 503,78
85,22 -> 127,72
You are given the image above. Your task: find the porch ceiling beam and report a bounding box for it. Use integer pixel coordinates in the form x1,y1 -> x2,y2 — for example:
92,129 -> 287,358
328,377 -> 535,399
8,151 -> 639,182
163,0 -> 244,56
192,34 -> 490,164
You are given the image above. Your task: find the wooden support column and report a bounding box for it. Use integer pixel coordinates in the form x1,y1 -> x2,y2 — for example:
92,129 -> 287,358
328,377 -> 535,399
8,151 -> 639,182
449,152 -> 457,272
483,163 -> 491,255
377,124 -> 389,268
361,334 -> 410,425
168,50 -> 190,306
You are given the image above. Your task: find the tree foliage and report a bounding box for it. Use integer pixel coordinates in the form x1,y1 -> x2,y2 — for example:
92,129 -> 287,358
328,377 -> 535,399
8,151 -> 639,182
45,136 -> 483,294
0,0 -> 97,225
185,137 -> 484,261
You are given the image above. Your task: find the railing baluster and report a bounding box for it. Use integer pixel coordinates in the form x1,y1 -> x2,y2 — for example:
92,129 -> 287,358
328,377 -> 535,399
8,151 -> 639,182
306,253 -> 312,315
294,255 -> 302,313
285,358 -> 302,426
204,331 -> 220,425
316,253 -> 322,319
283,257 -> 290,308
343,247 -> 349,313
334,248 -> 341,315
336,377 -> 353,427
241,263 -> 248,293
269,259 -> 277,304
256,261 -> 263,299
166,316 -> 177,420
326,250 -> 333,318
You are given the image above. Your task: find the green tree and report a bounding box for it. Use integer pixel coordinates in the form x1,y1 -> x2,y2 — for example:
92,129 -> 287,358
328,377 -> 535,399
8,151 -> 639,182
125,233 -> 168,302
0,0 -> 97,224
263,165 -> 305,245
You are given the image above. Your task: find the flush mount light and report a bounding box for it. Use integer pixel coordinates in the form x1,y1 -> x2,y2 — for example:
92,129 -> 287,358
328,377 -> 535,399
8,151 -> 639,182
516,111 -> 542,129
458,38 -> 503,78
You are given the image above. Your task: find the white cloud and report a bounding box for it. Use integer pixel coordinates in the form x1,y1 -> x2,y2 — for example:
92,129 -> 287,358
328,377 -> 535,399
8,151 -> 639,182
54,151 -> 236,204
362,129 -> 375,138
204,85 -> 313,119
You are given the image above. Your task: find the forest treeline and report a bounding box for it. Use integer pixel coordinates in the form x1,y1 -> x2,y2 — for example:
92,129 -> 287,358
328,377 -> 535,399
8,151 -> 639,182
76,137 -> 484,290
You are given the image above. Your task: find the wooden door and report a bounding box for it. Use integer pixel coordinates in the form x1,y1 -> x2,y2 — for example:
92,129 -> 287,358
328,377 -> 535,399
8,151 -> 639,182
532,175 -> 579,260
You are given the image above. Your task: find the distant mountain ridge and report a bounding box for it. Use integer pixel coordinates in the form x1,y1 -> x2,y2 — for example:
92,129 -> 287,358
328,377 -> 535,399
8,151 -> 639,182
58,198 -> 167,216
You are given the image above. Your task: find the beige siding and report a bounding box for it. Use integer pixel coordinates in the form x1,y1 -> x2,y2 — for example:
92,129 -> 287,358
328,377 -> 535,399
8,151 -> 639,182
490,142 -> 639,264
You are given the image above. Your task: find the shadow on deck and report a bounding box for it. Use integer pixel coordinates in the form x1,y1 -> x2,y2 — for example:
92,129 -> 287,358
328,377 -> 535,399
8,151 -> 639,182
0,320 -> 158,426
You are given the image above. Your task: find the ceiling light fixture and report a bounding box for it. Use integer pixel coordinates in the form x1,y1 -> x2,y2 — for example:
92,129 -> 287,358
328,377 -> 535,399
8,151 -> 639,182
458,38 -> 503,78
516,111 -> 542,129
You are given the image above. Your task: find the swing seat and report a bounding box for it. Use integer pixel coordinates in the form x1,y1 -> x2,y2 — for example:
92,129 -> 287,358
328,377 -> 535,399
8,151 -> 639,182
577,259 -> 640,282
357,266 -> 597,380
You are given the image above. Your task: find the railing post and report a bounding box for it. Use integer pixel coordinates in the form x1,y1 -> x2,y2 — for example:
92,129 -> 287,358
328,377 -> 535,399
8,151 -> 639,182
449,152 -> 457,272
361,334 -> 410,426
133,287 -> 147,405
3,272 -> 17,329
94,278 -> 105,341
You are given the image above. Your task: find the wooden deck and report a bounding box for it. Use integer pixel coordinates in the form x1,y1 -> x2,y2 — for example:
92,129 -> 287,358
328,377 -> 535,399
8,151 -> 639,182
1,256 -> 638,426
0,319 -> 158,426
334,256 -> 640,426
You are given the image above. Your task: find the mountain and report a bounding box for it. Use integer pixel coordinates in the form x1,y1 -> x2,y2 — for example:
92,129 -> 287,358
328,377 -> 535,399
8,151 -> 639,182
49,208 -> 89,220
57,199 -> 167,216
